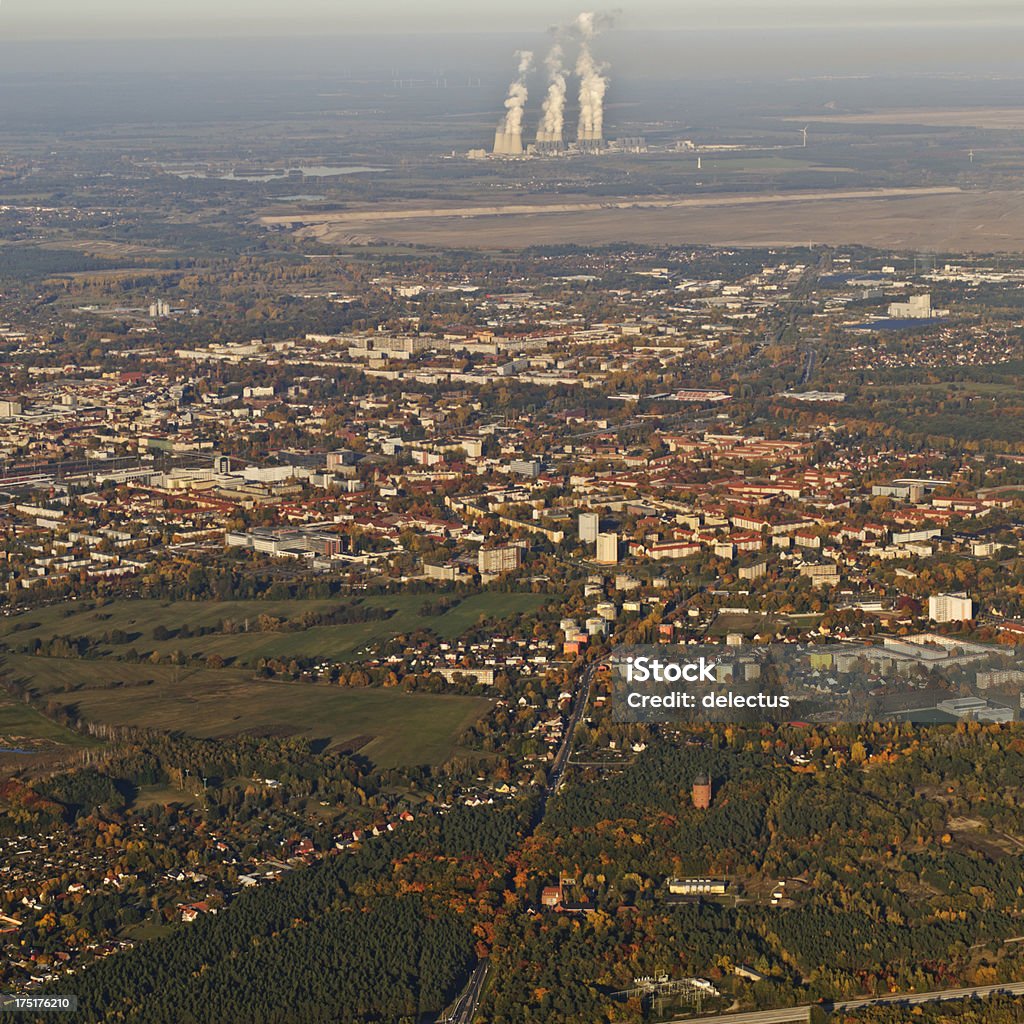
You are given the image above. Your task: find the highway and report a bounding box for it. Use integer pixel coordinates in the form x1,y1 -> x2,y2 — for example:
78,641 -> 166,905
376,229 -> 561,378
798,348 -> 817,386
443,962 -> 489,1024
832,979 -> 1024,1011
691,980 -> 1024,1022
693,1009 -> 810,1024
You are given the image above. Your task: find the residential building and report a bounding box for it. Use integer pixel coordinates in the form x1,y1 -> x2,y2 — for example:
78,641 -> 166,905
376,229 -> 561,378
928,592 -> 975,623
596,532 -> 619,564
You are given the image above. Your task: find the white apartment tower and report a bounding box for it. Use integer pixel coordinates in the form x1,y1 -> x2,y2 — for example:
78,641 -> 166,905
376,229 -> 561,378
928,592 -> 975,623
596,532 -> 619,565
579,512 -> 600,544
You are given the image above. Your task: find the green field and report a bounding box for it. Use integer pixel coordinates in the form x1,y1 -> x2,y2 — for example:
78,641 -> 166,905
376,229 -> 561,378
866,381 -> 1020,396
0,591 -> 548,666
0,693 -> 95,748
2,655 -> 490,769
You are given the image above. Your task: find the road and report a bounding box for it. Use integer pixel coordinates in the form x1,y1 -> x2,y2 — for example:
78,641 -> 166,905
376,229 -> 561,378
831,979 -> 1024,1011
443,962 -> 489,1024
548,663 -> 595,795
692,1009 -> 810,1024
798,348 -> 817,386
692,980 -> 1024,1022
443,663 -> 594,1023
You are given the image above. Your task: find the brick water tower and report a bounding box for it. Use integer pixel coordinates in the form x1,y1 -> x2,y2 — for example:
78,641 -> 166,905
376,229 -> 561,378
692,773 -> 712,810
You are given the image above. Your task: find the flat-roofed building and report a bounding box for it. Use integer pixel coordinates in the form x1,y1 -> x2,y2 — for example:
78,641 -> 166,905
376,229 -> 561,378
596,532 -> 619,565
928,592 -> 975,623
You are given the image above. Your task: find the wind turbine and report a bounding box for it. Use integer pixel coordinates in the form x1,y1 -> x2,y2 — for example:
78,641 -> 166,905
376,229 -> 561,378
968,149 -> 975,164
801,126 -> 809,148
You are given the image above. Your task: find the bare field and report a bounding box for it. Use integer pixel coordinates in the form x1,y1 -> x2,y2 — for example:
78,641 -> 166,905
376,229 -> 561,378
789,107 -> 1024,129
263,187 -> 959,228
273,189 -> 1024,252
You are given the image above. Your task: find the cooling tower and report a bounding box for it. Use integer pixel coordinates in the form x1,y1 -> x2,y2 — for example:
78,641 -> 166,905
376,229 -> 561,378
493,130 -> 524,157
535,130 -> 564,154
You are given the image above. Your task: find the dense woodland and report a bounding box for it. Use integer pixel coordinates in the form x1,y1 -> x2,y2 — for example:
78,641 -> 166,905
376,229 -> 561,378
19,721 -> 1024,1022
477,723 -> 1024,1022
60,863 -> 473,1023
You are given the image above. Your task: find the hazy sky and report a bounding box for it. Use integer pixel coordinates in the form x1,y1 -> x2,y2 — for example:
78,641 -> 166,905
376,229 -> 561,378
5,0 -> 1024,37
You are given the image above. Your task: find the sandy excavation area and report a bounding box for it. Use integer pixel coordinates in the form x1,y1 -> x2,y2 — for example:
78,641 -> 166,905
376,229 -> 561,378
262,188 -> 1024,252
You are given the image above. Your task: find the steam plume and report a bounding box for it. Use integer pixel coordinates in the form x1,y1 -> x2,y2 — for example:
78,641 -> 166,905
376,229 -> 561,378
537,44 -> 567,145
494,50 -> 533,155
575,11 -> 608,147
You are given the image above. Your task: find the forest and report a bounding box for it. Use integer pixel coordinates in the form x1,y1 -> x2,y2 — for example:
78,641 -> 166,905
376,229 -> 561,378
478,723 -> 1024,1022
59,866 -> 472,1023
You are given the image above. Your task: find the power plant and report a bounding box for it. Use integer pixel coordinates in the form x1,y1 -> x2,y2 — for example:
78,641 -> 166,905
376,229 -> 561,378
574,11 -> 607,153
466,11 -> 824,163
488,10 -> 609,158
492,50 -> 533,157
534,43 -> 567,153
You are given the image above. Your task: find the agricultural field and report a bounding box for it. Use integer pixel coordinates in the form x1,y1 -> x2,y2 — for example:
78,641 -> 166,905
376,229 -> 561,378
0,591 -> 549,666
2,655 -> 490,769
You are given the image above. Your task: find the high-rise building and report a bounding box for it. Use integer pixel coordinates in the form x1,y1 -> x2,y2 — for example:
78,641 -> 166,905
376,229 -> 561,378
479,545 -> 522,575
579,512 -> 599,544
510,459 -> 542,478
596,532 -> 619,565
928,592 -> 975,623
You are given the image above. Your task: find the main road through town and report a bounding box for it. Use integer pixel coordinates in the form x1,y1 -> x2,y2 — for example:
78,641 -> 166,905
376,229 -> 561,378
440,661 -> 596,1023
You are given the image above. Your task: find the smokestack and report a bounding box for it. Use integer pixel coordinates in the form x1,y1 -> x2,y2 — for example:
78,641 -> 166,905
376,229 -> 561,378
536,43 -> 567,152
575,11 -> 608,152
493,50 -> 533,157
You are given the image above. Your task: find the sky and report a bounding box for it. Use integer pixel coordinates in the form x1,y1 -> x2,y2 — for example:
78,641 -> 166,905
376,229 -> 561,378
4,0 -> 1024,38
